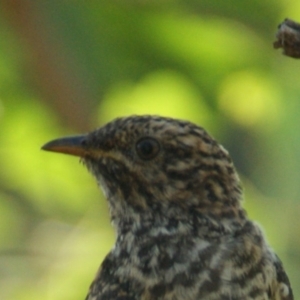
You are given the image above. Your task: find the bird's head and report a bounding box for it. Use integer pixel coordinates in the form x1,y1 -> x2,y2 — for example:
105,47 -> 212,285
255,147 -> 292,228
42,116 -> 245,233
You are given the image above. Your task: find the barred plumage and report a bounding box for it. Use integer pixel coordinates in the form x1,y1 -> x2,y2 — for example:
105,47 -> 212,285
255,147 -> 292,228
42,115 -> 293,300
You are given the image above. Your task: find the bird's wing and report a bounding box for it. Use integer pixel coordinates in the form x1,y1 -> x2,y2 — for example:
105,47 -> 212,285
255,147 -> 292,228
216,236 -> 294,300
270,254 -> 293,300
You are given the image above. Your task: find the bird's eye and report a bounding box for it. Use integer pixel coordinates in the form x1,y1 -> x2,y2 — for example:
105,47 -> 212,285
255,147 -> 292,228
136,138 -> 160,160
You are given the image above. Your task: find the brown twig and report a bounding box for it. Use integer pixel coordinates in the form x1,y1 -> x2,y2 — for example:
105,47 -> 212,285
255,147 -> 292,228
274,18 -> 300,58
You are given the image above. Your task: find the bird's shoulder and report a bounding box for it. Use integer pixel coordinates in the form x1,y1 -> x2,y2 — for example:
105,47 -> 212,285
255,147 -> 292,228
86,221 -> 293,300
224,220 -> 294,300
270,254 -> 293,300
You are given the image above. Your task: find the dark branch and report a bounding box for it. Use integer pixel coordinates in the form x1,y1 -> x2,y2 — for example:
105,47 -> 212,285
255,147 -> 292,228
274,18 -> 300,58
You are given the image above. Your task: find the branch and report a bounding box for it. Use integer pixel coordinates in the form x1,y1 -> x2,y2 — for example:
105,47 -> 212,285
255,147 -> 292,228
274,18 -> 300,58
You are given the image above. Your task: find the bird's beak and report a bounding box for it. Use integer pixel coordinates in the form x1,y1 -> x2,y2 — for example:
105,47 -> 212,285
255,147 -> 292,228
41,135 -> 88,157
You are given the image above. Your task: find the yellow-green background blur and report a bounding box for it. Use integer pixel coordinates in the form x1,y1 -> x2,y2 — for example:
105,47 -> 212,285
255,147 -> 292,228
0,1 -> 299,299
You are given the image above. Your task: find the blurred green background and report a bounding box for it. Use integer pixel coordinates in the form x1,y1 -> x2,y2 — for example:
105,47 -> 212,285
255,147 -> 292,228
0,1 -> 299,299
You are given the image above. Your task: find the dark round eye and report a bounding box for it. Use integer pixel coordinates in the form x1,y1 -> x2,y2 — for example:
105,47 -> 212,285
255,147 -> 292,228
136,138 -> 160,160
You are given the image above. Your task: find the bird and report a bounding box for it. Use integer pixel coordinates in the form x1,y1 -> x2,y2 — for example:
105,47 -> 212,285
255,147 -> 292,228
42,115 -> 293,300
